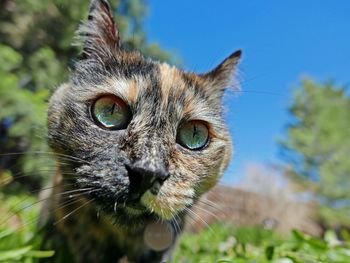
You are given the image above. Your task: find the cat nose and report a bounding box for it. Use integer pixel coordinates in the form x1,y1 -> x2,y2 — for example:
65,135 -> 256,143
125,160 -> 169,200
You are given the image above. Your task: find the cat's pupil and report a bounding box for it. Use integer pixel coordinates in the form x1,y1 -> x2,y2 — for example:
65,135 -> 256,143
110,104 -> 116,115
193,125 -> 196,137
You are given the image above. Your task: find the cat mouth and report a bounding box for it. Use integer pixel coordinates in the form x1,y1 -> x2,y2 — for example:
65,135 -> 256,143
121,198 -> 148,213
124,204 -> 147,216
110,195 -> 154,218
107,199 -> 161,229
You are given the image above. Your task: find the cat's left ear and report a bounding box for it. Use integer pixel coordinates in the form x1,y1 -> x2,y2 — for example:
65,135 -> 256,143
77,0 -> 121,60
201,50 -> 242,95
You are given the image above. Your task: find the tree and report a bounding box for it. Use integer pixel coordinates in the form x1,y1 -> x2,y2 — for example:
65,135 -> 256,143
0,0 -> 171,92
0,0 -> 172,189
279,79 -> 350,227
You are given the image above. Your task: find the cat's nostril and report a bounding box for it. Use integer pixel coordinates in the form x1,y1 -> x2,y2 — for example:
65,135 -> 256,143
125,162 -> 169,199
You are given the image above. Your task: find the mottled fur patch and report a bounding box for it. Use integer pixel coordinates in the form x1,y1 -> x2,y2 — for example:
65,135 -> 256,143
44,0 -> 241,262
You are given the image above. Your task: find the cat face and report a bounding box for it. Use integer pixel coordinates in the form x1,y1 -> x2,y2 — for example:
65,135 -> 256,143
47,0 -> 241,227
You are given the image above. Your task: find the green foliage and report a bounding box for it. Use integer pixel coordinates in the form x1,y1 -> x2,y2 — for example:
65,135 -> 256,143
0,0 -> 171,94
279,79 -> 350,227
0,44 -> 51,186
0,194 -> 54,263
173,224 -> 350,263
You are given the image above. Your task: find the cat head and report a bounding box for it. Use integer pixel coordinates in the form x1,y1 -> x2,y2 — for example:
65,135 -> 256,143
48,0 -> 241,227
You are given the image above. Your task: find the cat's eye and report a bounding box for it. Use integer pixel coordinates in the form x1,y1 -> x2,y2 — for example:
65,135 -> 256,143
91,95 -> 131,130
177,121 -> 209,150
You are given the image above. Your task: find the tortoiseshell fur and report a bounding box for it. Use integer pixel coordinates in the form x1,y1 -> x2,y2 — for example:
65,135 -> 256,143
43,0 -> 241,262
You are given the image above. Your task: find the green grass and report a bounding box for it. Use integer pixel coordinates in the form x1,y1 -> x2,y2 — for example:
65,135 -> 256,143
173,224 -> 350,263
0,192 -> 349,263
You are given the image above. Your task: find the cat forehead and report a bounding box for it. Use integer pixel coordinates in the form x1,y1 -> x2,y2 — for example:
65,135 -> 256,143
72,61 -> 217,121
104,62 -> 199,102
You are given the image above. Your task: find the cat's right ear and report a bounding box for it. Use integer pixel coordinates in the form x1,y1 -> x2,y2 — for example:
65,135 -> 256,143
77,0 -> 121,60
200,50 -> 242,96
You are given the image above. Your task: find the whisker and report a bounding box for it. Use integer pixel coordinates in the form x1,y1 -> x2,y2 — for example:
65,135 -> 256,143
195,198 -> 227,215
58,187 -> 94,196
0,187 -> 95,227
53,198 -> 95,225
192,203 -> 222,222
114,201 -> 118,214
0,172 -> 75,187
0,196 -> 53,227
9,192 -> 96,232
232,89 -> 283,96
172,214 -> 182,236
0,151 -> 91,165
185,207 -> 214,235
0,182 -> 77,218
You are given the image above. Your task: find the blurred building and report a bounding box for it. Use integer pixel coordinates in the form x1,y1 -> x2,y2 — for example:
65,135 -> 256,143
186,185 -> 322,236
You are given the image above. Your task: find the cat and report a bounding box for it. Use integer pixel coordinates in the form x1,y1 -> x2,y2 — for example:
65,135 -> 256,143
42,0 -> 241,262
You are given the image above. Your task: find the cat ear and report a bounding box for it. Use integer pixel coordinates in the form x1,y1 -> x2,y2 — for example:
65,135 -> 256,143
201,50 -> 242,95
77,0 -> 121,60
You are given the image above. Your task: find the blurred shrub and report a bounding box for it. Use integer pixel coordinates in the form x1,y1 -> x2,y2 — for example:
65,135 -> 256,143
0,44 -> 50,189
0,193 -> 54,263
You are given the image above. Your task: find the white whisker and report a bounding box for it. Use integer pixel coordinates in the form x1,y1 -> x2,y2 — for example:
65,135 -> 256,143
53,198 -> 95,225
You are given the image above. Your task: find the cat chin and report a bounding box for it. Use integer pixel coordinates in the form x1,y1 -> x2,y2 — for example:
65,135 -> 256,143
106,205 -> 161,230
92,195 -> 183,230
140,191 -> 192,220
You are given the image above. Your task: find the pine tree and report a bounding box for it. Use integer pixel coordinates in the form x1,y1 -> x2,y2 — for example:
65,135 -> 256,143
279,79 -> 350,227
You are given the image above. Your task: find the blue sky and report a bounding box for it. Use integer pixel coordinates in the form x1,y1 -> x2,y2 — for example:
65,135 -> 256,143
144,1 -> 350,184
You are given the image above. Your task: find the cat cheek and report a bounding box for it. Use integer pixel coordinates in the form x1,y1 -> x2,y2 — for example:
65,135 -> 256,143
140,192 -> 173,219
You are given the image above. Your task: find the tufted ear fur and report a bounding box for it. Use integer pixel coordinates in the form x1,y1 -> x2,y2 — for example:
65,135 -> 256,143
77,0 -> 121,61
201,50 -> 242,96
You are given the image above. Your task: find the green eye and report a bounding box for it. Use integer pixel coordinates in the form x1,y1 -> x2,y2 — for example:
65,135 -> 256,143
177,121 -> 209,150
92,95 -> 131,129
